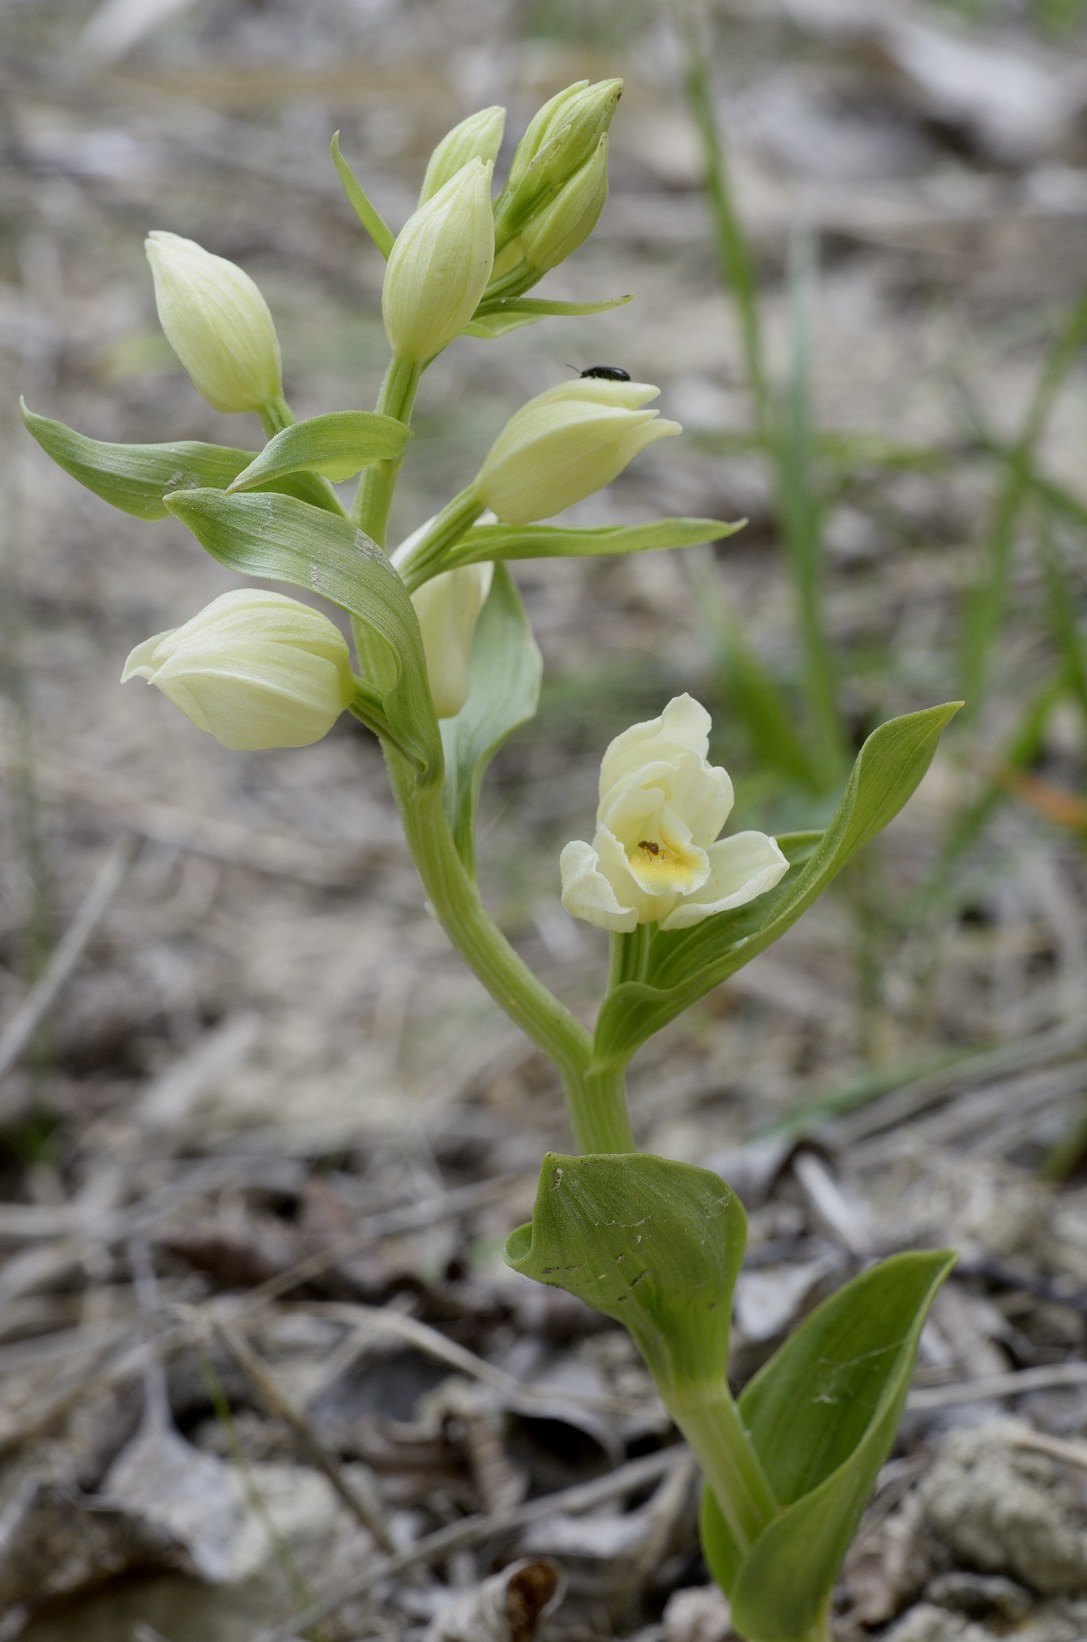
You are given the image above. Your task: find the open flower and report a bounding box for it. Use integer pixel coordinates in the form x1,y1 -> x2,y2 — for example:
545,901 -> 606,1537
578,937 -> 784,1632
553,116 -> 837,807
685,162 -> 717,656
560,695 -> 789,932
122,589 -> 355,750
473,378 -> 680,525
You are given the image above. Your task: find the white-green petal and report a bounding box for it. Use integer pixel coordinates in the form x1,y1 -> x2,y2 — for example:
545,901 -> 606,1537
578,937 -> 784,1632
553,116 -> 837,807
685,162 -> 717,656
658,831 -> 790,930
598,693 -> 711,799
559,839 -> 639,932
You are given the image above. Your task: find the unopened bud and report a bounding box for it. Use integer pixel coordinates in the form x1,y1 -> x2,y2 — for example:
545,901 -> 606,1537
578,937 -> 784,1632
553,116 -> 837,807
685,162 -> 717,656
122,589 -> 355,750
496,78 -> 621,244
411,561 -> 494,718
520,133 -> 608,276
145,232 -> 283,415
420,106 -> 506,204
382,160 -> 495,364
473,379 -> 680,526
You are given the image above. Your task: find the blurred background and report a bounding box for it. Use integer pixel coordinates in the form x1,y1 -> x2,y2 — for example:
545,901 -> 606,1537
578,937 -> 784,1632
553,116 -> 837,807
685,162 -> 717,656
2,1 -> 1087,1638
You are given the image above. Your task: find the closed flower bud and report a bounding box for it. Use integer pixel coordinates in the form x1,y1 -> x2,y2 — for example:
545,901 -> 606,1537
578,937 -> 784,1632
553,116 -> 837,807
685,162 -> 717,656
497,79 -> 621,241
411,561 -> 494,718
382,159 -> 495,364
473,379 -> 681,525
560,695 -> 789,932
420,106 -> 506,204
520,133 -> 608,276
145,232 -> 283,415
121,589 -> 355,750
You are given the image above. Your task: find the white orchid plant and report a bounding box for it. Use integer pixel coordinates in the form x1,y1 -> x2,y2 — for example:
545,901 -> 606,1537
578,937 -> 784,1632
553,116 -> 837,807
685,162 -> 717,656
24,80 -> 960,1642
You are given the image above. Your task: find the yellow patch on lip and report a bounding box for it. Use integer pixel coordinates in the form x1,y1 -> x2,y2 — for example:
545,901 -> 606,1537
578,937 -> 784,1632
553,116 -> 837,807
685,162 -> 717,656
626,833 -> 706,895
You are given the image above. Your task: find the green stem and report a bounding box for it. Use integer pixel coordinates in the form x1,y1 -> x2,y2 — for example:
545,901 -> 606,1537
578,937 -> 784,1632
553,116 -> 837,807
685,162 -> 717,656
352,355 -> 421,545
396,486 -> 487,590
383,744 -> 593,1084
260,396 -> 294,437
563,1057 -> 636,1154
664,1379 -> 778,1554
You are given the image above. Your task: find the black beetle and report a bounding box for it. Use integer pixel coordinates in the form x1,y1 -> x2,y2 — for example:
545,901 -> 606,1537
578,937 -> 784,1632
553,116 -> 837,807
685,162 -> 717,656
576,364 -> 631,381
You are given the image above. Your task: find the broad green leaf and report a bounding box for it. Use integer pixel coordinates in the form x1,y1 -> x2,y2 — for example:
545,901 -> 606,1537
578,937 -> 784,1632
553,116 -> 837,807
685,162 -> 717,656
228,412 -> 411,489
445,517 -> 745,569
330,132 -> 394,257
20,402 -> 337,520
164,488 -> 439,774
701,1251 -> 955,1640
440,565 -> 542,873
506,1152 -> 747,1387
594,703 -> 961,1064
464,292 -> 634,339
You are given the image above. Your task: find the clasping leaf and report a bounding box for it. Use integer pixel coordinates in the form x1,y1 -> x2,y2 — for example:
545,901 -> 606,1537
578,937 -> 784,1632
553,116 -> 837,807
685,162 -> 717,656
701,1250 -> 955,1642
227,412 -> 411,490
506,1152 -> 747,1388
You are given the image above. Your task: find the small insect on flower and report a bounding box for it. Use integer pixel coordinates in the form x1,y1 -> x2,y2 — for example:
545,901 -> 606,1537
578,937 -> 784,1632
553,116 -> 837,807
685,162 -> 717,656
638,840 -> 661,856
576,364 -> 631,381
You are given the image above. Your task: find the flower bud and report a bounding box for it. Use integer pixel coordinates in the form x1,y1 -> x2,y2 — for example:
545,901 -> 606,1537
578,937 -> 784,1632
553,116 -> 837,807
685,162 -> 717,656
473,379 -> 681,525
382,160 -> 495,364
122,589 -> 355,750
496,78 -> 621,243
519,133 -> 608,276
411,561 -> 494,718
145,232 -> 283,415
419,106 -> 506,204
560,695 -> 789,932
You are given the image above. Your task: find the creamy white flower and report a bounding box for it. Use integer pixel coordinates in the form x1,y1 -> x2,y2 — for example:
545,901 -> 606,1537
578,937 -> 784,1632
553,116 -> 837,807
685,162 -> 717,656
474,378 -> 680,525
122,589 -> 355,750
410,561 -> 494,718
145,232 -> 282,415
382,159 -> 495,363
560,695 -> 789,932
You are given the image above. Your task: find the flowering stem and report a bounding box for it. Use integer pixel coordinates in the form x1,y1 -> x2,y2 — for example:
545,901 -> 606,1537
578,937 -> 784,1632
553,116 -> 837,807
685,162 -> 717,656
383,744 -> 594,1084
664,1379 -> 778,1554
353,354 -> 421,546
563,1057 -> 635,1154
608,923 -> 653,988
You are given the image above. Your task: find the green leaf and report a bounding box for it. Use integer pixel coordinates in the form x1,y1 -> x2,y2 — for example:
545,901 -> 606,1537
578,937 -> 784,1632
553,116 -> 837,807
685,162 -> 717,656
330,132 -> 394,258
446,517 -> 745,569
701,1251 -> 955,1640
594,703 -> 962,1064
164,488 -> 439,774
20,401 -> 338,520
463,311 -> 548,339
440,565 -> 542,873
506,1152 -> 747,1387
228,412 -> 411,489
464,292 -> 634,338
